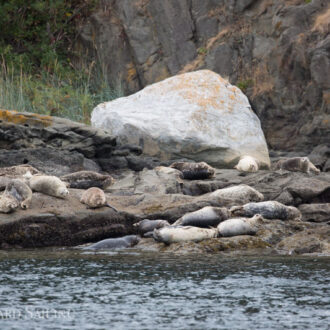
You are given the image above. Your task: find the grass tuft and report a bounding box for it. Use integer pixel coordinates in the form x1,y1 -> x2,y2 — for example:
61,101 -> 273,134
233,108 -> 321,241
0,59 -> 122,124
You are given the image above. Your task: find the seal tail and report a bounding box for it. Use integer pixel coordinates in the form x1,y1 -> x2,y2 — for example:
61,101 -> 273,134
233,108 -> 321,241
106,203 -> 118,212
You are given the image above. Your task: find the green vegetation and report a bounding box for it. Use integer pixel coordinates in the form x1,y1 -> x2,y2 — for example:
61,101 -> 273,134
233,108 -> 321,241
305,0 -> 312,3
197,47 -> 207,55
0,0 -> 120,123
237,79 -> 254,92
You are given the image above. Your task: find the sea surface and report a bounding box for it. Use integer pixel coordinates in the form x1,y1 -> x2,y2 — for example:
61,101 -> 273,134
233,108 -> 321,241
0,249 -> 329,330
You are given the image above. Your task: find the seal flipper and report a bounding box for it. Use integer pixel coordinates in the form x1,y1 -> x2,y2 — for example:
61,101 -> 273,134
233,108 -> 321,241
106,203 -> 118,212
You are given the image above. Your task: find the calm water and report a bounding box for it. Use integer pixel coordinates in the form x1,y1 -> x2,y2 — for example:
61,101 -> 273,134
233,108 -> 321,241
0,249 -> 329,330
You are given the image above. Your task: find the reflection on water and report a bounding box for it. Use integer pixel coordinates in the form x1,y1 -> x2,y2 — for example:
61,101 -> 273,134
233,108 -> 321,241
0,249 -> 329,329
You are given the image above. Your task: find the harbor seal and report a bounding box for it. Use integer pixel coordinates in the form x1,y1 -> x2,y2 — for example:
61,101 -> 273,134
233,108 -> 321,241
209,184 -> 264,204
133,219 -> 170,236
217,214 -> 264,237
169,162 -> 215,180
5,179 -> 33,209
0,190 -> 20,213
83,235 -> 141,250
230,201 -> 301,220
153,226 -> 218,244
26,174 -> 69,198
234,156 -> 259,172
0,179 -> 32,213
173,206 -> 230,228
80,187 -> 118,211
0,164 -> 40,177
61,171 -> 114,189
274,157 -> 320,174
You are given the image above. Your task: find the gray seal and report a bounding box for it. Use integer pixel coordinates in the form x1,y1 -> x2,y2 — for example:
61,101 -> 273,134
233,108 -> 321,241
217,214 -> 264,237
0,179 -> 32,213
274,157 -> 320,174
170,162 -> 215,180
173,206 -> 230,228
230,201 -> 301,220
83,235 -> 141,250
61,171 -> 114,189
133,219 -> 170,236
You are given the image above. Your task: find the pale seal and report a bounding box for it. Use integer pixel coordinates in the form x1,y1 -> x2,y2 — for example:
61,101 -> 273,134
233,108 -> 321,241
0,191 -> 20,213
234,156 -> 259,172
217,214 -> 264,237
230,201 -> 301,220
26,174 -> 69,198
80,187 -> 118,211
210,184 -> 264,204
274,157 -> 320,174
173,206 -> 230,228
153,226 -> 218,244
170,162 -> 215,180
133,219 -> 170,236
83,235 -> 141,250
61,171 -> 114,189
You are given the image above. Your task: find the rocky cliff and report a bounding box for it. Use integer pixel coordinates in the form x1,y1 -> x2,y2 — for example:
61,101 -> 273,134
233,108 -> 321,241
77,0 -> 329,152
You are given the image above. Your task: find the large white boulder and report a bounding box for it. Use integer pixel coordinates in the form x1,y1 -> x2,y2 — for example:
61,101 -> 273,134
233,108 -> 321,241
91,70 -> 270,168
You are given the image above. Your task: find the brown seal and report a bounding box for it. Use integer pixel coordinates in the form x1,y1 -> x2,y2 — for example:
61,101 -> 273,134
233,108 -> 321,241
170,161 -> 215,179
61,171 -> 114,189
274,157 -> 320,174
80,187 -> 118,211
0,164 -> 40,177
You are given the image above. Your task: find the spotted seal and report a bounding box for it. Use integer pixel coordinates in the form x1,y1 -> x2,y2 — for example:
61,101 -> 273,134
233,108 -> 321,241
274,157 -> 320,174
26,174 -> 69,198
61,171 -> 114,189
0,179 -> 33,213
0,190 -> 20,213
153,226 -> 218,244
173,206 -> 230,228
230,201 -> 301,220
169,162 -> 215,180
133,219 -> 170,236
217,214 -> 264,237
80,187 -> 118,211
234,156 -> 259,172
0,164 -> 40,177
209,184 -> 264,204
83,235 -> 141,250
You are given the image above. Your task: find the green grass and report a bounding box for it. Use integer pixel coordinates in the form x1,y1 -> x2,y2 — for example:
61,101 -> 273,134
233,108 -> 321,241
0,60 -> 122,124
237,79 -> 254,92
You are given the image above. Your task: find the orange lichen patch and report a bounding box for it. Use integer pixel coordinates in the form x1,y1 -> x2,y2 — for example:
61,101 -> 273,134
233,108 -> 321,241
0,110 -> 53,127
126,63 -> 137,82
313,7 -> 330,34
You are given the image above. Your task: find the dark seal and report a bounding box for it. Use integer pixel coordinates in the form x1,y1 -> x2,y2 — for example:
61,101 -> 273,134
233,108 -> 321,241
133,219 -> 170,236
169,162 -> 215,180
82,235 -> 141,250
173,206 -> 230,227
61,171 -> 114,189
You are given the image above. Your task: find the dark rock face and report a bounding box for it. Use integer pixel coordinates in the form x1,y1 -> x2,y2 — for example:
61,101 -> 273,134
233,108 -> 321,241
0,110 -> 160,175
77,0 -> 330,153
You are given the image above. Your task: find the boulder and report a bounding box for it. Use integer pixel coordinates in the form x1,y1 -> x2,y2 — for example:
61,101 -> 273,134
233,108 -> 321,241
91,70 -> 270,168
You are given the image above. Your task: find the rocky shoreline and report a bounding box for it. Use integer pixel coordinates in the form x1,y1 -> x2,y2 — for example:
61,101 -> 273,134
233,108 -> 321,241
0,110 -> 329,255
